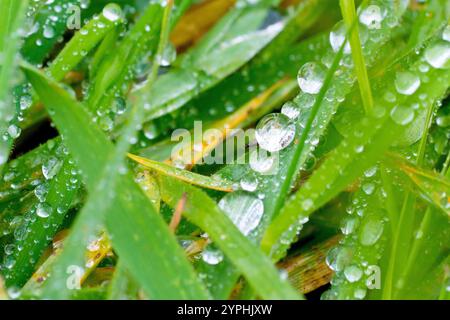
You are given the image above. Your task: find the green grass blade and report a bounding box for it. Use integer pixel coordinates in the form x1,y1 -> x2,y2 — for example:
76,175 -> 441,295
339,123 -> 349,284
128,154 -> 235,192
340,0 -> 374,114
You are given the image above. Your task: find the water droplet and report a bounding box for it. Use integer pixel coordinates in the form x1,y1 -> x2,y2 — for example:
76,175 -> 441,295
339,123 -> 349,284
102,3 -> 123,22
143,122 -> 159,140
19,95 -> 32,110
436,115 -> 450,127
344,265 -> 363,283
249,149 -> 277,174
359,217 -> 384,245
7,287 -> 21,299
354,288 -> 367,299
255,113 -> 295,152
330,21 -> 351,53
34,183 -> 48,202
240,176 -> 258,192
326,247 -> 352,272
43,24 -> 55,38
201,246 -> 223,265
7,124 -> 21,139
302,198 -> 313,211
218,191 -> 264,236
359,4 -> 384,29
341,217 -> 359,235
158,43 -> 176,67
42,157 -> 62,180
36,202 -> 52,218
390,105 -> 414,125
281,101 -> 300,119
395,71 -> 420,95
424,42 -> 450,69
362,182 -> 375,195
297,62 -> 326,94
294,93 -> 315,109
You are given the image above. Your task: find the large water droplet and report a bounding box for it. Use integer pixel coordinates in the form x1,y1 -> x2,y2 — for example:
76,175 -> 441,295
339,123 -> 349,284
255,113 -> 295,152
42,157 -> 62,180
359,4 -> 385,29
390,105 -> 414,125
43,24 -> 55,38
297,62 -> 326,94
344,265 -> 363,282
102,3 -> 123,22
240,175 -> 258,192
341,217 -> 359,235
218,191 -> 264,236
359,217 -> 384,246
281,101 -> 300,119
424,42 -> 450,69
7,124 -> 21,139
394,71 -> 420,95
326,247 -> 352,272
158,43 -> 177,67
330,21 -> 351,53
201,246 -> 223,265
36,202 -> 52,218
249,149 -> 277,174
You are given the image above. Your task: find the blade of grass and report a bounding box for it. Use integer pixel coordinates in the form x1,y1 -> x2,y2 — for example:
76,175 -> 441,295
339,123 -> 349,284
128,154 -> 235,192
340,0 -> 373,114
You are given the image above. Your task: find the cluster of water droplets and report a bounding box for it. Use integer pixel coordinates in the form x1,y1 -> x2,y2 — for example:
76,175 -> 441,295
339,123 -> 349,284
323,168 -> 387,300
0,139 -> 81,276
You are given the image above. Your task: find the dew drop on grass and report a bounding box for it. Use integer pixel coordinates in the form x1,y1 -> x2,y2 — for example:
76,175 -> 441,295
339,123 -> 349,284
7,124 -> 21,139
341,217 -> 359,235
302,198 -> 313,211
294,93 -> 315,109
143,122 -> 159,140
158,43 -> 177,67
330,21 -> 351,53
43,24 -> 55,39
102,3 -> 123,22
218,191 -> 264,236
436,115 -> 450,127
34,183 -> 48,202
359,217 -> 384,246
255,113 -> 295,152
201,246 -> 223,265
390,105 -> 414,125
7,287 -> 21,299
326,247 -> 352,272
249,149 -> 277,174
354,288 -> 367,299
281,101 -> 300,119
240,175 -> 258,192
394,71 -> 421,95
4,244 -> 15,255
362,182 -> 375,195
36,202 -> 52,218
344,265 -> 363,282
424,42 -> 450,69
297,62 -> 326,94
359,4 -> 384,29
42,157 -> 62,180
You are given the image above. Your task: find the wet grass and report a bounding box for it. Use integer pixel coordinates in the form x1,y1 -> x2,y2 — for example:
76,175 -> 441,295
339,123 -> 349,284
0,0 -> 449,300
